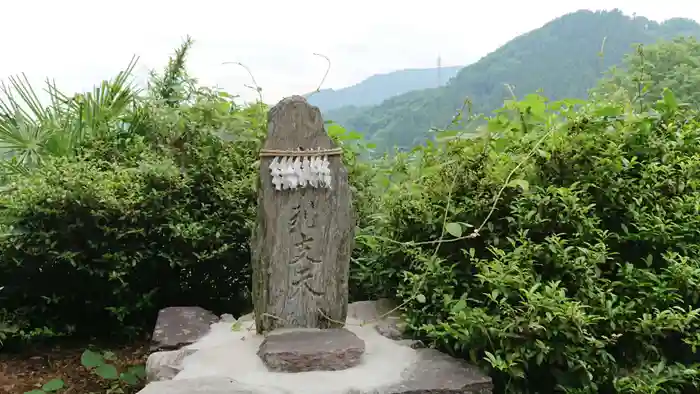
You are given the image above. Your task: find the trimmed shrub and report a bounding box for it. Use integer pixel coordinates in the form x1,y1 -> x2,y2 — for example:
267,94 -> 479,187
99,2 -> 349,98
359,94 -> 700,393
0,93 -> 262,342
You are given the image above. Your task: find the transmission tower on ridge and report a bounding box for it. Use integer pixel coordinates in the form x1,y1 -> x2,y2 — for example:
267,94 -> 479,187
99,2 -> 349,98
437,55 -> 442,87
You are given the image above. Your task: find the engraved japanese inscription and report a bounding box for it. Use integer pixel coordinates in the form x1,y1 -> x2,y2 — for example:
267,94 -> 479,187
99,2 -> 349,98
251,96 -> 355,334
288,200 -> 324,299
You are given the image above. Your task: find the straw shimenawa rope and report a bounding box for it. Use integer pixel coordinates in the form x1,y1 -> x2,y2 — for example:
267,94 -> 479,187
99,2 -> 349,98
259,147 -> 343,157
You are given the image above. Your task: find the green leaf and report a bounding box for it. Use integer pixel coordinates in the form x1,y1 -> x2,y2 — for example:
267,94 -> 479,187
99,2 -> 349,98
81,349 -> 104,368
42,379 -> 65,392
343,131 -> 363,140
128,365 -> 147,379
535,352 -> 545,366
95,364 -> 119,380
326,123 -> 346,137
451,299 -> 467,314
435,130 -> 460,141
593,106 -> 622,117
24,390 -> 45,394
120,372 -> 140,385
230,321 -> 242,331
561,98 -> 587,107
416,294 -> 426,303
662,88 -> 678,110
507,179 -> 529,192
620,223 -> 629,234
445,222 -> 462,238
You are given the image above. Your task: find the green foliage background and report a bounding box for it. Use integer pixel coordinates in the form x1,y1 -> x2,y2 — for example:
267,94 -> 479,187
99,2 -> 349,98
0,39 -> 266,343
325,9 -> 700,152
3,19 -> 700,394
356,92 -> 700,393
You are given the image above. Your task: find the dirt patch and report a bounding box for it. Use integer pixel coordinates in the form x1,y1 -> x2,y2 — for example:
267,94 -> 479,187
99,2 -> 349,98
0,341 -> 148,393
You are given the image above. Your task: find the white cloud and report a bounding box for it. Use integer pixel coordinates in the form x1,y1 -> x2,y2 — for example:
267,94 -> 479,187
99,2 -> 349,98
1,0 -> 699,104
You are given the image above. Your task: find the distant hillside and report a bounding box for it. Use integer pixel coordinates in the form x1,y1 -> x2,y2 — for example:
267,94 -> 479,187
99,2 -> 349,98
306,66 -> 463,112
326,10 -> 700,151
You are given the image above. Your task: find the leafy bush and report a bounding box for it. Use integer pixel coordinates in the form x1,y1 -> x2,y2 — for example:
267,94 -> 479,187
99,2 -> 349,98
0,308 -> 63,350
6,33 -> 700,394
593,36 -> 700,109
0,84 -> 264,343
0,61 -> 377,346
359,93 -> 700,393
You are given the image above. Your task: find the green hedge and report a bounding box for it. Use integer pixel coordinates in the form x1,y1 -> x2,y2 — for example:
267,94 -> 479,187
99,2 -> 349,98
0,92 -> 379,347
0,99 -> 261,343
358,94 -> 700,393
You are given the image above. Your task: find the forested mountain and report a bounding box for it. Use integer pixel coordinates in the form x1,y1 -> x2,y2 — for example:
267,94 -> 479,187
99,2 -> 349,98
306,65 -> 463,112
325,10 -> 700,151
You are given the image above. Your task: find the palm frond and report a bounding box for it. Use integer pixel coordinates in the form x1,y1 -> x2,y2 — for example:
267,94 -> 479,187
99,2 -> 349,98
0,57 -> 142,179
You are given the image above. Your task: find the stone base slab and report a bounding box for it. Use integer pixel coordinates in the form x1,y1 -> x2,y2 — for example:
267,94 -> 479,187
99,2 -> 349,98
257,328 -> 365,372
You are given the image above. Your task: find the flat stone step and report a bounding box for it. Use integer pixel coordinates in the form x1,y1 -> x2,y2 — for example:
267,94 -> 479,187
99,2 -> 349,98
257,328 -> 365,372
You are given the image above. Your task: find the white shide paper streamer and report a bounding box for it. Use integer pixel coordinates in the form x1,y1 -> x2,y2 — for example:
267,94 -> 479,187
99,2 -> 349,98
269,154 -> 332,191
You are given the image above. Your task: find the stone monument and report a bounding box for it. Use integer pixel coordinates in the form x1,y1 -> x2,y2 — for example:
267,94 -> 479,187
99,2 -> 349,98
251,95 -> 355,334
139,96 -> 494,393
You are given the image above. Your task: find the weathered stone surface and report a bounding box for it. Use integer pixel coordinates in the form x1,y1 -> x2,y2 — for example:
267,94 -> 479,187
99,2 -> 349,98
138,350 -> 493,394
150,306 -> 219,351
137,376 -> 291,394
347,299 -> 398,322
252,96 -> 355,333
138,309 -> 493,394
347,299 -> 407,340
374,317 -> 406,340
381,348 -> 493,394
394,339 -> 425,349
145,348 -> 198,382
257,328 -> 365,372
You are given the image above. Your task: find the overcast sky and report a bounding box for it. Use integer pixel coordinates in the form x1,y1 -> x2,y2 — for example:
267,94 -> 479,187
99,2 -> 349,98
1,1 -> 699,104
